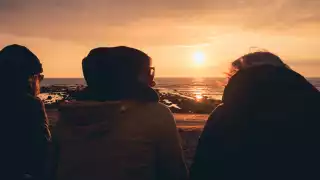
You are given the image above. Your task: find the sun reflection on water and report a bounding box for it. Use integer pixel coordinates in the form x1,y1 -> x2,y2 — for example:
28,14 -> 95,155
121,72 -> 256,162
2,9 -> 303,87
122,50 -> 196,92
194,89 -> 204,101
195,94 -> 203,101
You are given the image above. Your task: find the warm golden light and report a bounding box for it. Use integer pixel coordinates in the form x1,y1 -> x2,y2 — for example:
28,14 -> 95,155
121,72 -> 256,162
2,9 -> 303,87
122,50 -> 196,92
193,51 -> 205,66
195,94 -> 203,101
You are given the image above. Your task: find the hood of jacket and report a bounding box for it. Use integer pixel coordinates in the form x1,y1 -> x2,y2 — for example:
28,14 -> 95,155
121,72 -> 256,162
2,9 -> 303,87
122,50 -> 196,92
71,85 -> 159,102
57,100 -> 140,140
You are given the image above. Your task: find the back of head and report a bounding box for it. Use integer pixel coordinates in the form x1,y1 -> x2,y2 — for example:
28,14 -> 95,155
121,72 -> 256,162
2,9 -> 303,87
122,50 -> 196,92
0,44 -> 43,95
227,51 -> 287,78
225,66 -> 318,108
81,46 -> 157,101
224,51 -> 318,107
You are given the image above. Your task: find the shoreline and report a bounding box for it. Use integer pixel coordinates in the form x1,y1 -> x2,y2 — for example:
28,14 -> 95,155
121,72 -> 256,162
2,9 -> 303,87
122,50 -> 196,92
41,84 -> 222,114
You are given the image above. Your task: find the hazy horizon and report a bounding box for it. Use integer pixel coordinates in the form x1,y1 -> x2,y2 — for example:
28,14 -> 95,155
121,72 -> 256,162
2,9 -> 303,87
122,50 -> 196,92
1,0 -> 320,77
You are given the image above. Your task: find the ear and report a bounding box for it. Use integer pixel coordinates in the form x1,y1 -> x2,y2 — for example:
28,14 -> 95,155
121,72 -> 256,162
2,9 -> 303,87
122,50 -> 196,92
150,80 -> 156,87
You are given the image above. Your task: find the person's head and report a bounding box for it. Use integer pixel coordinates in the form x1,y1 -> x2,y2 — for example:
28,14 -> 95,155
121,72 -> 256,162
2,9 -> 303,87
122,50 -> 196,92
0,44 -> 43,96
227,51 -> 288,80
223,51 -> 318,107
82,46 -> 155,100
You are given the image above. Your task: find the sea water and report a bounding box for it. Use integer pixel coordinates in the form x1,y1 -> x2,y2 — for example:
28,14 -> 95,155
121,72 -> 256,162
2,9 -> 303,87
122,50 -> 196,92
41,77 -> 320,101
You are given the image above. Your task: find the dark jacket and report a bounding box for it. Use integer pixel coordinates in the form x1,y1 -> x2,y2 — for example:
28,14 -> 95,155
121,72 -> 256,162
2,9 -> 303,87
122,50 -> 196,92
190,66 -> 320,180
1,93 -> 51,180
51,88 -> 188,180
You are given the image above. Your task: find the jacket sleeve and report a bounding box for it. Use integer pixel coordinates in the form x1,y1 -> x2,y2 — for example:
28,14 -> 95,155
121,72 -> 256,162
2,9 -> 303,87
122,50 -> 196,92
155,108 -> 188,180
38,99 -> 52,142
28,98 -> 52,179
189,105 -> 226,180
46,127 -> 60,180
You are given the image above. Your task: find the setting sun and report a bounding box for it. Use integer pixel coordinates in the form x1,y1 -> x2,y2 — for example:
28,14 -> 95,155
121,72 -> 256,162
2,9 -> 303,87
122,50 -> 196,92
193,51 -> 205,66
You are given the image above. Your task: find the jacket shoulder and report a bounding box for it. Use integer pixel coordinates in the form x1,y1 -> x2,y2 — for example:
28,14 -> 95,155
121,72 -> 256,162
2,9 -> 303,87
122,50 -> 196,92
22,94 -> 44,108
205,104 -> 226,130
143,102 -> 174,117
136,102 -> 175,127
146,102 -> 172,112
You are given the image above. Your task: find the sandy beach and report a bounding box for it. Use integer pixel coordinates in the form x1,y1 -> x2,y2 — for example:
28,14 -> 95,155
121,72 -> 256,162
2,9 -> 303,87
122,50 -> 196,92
174,114 -> 208,167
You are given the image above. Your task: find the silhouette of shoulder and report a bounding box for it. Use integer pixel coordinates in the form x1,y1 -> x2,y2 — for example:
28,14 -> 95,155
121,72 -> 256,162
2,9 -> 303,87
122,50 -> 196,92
141,102 -> 175,121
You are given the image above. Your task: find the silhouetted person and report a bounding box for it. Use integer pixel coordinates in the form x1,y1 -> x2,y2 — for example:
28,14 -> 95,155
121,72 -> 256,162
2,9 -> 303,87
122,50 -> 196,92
52,46 -> 187,180
0,44 -> 51,180
190,52 -> 320,180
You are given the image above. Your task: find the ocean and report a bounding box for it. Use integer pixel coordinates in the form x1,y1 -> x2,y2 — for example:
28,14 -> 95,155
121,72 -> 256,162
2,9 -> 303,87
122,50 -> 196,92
41,77 -> 320,100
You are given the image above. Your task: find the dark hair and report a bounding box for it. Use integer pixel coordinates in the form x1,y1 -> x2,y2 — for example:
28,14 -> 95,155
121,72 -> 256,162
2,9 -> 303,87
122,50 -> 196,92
226,51 -> 288,82
0,44 -> 43,94
81,46 -> 156,101
0,44 -> 43,77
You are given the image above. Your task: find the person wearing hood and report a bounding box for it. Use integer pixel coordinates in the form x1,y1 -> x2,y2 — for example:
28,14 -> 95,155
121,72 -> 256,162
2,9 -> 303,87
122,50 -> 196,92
52,46 -> 188,180
190,52 -> 320,180
0,44 -> 51,180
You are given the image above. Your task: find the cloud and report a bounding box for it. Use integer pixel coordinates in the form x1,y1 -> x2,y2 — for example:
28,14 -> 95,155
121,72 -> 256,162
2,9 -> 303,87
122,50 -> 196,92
172,43 -> 211,48
0,0 -> 319,46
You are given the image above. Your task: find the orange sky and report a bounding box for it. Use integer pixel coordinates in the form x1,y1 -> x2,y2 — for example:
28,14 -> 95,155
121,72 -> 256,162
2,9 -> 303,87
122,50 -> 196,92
0,0 -> 319,77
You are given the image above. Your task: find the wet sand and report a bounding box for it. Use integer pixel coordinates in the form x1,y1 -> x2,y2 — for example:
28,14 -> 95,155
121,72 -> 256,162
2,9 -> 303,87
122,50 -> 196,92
174,114 -> 208,166
46,109 -> 207,167
175,113 -> 208,129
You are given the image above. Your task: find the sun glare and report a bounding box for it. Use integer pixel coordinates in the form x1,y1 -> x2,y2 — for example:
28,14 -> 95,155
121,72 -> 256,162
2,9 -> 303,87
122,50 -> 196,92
193,51 -> 205,66
195,94 -> 203,101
